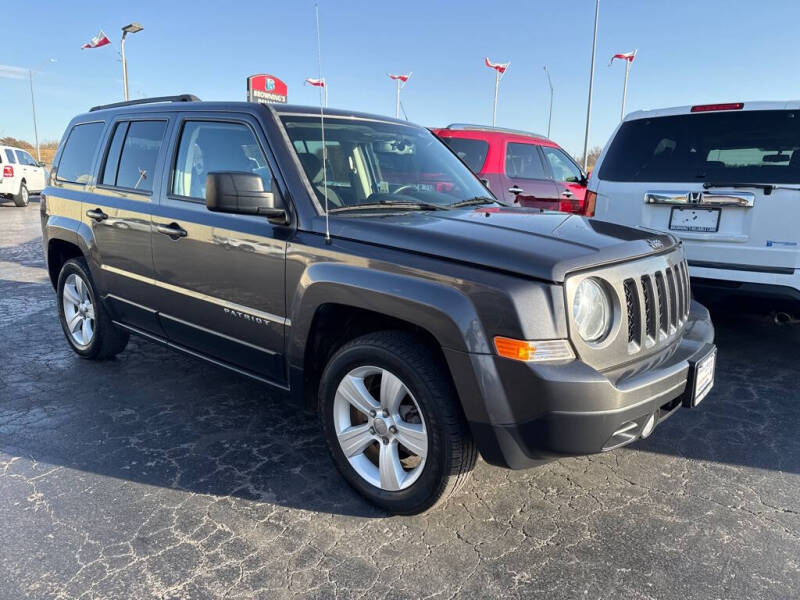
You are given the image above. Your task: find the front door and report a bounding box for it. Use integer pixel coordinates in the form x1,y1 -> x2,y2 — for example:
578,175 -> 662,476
540,145 -> 587,212
151,114 -> 288,384
502,141 -> 560,208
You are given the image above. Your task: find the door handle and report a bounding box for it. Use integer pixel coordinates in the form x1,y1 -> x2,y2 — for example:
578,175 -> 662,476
508,185 -> 524,195
86,208 -> 108,222
156,222 -> 188,239
561,190 -> 574,197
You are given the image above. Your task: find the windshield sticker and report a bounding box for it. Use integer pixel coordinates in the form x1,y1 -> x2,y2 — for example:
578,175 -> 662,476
378,181 -> 389,193
766,240 -> 798,247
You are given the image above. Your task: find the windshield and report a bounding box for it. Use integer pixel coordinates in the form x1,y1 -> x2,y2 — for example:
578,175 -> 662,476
599,110 -> 800,184
280,115 -> 494,210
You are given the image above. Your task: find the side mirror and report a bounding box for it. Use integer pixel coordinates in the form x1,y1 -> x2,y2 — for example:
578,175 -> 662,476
205,171 -> 288,225
37,161 -> 46,168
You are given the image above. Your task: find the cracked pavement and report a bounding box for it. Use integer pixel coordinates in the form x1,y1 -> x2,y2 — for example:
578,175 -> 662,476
1,200 -> 798,599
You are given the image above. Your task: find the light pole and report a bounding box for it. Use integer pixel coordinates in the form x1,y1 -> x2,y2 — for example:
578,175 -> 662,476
120,22 -> 143,101
582,0 -> 599,168
29,58 -> 56,163
543,66 -> 554,138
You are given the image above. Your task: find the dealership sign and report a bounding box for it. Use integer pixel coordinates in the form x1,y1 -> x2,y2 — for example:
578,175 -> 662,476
247,74 -> 288,104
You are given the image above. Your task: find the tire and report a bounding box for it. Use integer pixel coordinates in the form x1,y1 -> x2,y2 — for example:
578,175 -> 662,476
13,182 -> 29,207
319,331 -> 477,514
56,258 -> 129,360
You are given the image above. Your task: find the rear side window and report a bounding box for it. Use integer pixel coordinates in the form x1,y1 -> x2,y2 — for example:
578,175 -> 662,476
112,120 -> 166,192
505,142 -> 547,179
5,149 -> 17,163
57,122 -> 104,184
440,137 -> 489,172
599,109 -> 800,184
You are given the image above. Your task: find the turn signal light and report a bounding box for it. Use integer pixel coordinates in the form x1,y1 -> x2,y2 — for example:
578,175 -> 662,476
690,103 -> 743,112
2,166 -> 13,178
494,337 -> 575,363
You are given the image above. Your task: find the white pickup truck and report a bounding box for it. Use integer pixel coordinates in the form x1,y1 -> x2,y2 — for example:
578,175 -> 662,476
0,145 -> 47,206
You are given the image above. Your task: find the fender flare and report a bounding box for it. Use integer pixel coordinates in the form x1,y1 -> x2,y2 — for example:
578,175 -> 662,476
286,262 -> 491,371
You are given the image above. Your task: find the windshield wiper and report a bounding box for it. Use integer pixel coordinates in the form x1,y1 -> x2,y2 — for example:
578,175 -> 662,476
329,200 -> 450,213
702,182 -> 776,195
449,196 -> 499,208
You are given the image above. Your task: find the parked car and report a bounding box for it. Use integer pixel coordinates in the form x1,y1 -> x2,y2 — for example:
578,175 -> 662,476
590,101 -> 800,308
431,124 -> 592,215
0,144 -> 47,206
41,96 -> 716,514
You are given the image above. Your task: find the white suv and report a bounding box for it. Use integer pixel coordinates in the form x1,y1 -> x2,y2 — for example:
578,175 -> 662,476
0,145 -> 47,206
590,101 -> 800,307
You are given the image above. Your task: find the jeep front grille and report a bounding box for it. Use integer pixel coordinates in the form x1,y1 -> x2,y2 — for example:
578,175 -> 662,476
625,259 -> 690,349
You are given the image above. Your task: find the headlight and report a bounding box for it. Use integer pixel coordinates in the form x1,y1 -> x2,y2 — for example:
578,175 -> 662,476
573,278 -> 611,342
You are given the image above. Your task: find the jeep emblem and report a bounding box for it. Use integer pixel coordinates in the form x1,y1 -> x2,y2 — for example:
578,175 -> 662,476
647,239 -> 664,250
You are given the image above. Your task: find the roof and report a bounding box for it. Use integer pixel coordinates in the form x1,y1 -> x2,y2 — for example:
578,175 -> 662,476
83,95 -> 415,127
624,100 -> 800,122
431,124 -> 559,147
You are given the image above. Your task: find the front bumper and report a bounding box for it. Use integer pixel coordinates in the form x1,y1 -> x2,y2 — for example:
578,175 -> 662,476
445,300 -> 716,469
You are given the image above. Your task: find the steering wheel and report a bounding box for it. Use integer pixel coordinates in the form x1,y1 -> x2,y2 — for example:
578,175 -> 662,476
392,184 -> 418,195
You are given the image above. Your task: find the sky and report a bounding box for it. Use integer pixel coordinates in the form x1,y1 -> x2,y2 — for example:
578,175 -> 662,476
2,0 -> 800,159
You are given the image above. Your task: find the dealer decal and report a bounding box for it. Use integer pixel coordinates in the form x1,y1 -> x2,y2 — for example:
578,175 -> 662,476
766,240 -> 799,247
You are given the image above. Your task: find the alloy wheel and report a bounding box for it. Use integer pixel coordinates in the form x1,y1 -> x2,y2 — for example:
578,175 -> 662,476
333,365 -> 428,491
62,273 -> 95,347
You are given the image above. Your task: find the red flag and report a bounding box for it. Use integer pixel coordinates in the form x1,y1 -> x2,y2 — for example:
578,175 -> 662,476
388,73 -> 411,83
81,30 -> 111,49
610,50 -> 637,65
484,57 -> 509,74
305,77 -> 326,87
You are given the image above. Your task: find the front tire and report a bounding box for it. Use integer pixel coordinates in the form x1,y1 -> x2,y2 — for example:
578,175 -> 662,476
13,182 -> 29,207
57,258 -> 129,360
319,331 -> 477,514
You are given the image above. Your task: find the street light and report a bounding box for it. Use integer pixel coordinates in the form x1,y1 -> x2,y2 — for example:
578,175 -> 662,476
29,58 -> 56,163
543,66 -> 554,139
120,22 -> 143,101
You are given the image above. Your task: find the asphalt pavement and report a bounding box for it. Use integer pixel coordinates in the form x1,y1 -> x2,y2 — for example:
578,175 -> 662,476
1,199 -> 798,599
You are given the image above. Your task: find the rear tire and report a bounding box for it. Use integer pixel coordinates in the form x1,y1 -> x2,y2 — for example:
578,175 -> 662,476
319,331 -> 477,514
57,258 -> 129,360
13,183 -> 29,207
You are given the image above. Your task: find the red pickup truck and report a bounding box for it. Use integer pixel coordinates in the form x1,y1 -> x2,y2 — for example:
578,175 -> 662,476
432,124 -> 593,215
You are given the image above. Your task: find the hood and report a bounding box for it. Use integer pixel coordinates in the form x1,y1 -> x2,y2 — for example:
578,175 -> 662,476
327,206 -> 678,282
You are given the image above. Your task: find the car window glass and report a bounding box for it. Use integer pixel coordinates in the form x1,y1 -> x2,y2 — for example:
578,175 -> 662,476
101,122 -> 130,186
172,121 -> 271,200
599,110 -> 800,183
5,149 -> 17,163
505,142 -> 547,179
542,147 -> 583,182
15,151 -> 28,165
25,152 -> 37,165
113,120 -> 166,191
440,137 -> 489,172
56,122 -> 104,184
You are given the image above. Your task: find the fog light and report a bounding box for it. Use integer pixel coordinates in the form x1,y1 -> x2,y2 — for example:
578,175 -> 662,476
640,413 -> 656,438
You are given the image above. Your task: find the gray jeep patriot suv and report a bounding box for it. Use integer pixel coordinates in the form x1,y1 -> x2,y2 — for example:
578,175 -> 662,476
41,95 -> 717,514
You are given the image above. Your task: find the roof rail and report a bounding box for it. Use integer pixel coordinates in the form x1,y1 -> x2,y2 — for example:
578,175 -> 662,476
89,94 -> 201,112
446,123 -> 548,139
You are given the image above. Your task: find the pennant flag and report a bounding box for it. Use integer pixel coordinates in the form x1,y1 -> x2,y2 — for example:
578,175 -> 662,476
305,77 -> 326,87
81,30 -> 111,49
484,57 -> 509,74
388,73 -> 411,83
610,50 -> 637,65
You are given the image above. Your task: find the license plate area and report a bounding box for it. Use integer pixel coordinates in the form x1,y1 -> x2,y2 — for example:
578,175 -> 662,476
669,207 -> 721,232
683,348 -> 717,407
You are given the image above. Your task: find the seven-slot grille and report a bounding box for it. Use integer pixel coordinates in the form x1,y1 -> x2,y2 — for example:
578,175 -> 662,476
624,259 -> 691,351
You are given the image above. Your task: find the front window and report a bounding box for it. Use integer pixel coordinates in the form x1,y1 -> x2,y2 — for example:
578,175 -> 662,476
280,115 -> 492,211
542,146 -> 584,183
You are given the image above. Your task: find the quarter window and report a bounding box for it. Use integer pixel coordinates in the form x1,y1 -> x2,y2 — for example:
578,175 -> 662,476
505,142 -> 547,179
56,122 -> 104,184
172,121 -> 271,200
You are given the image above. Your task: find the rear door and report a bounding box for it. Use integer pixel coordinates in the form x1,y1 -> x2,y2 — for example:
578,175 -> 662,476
502,141 -> 560,207
150,112 -> 288,384
593,107 -> 800,273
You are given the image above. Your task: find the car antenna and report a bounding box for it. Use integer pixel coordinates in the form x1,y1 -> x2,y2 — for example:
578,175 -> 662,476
314,2 -> 331,244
